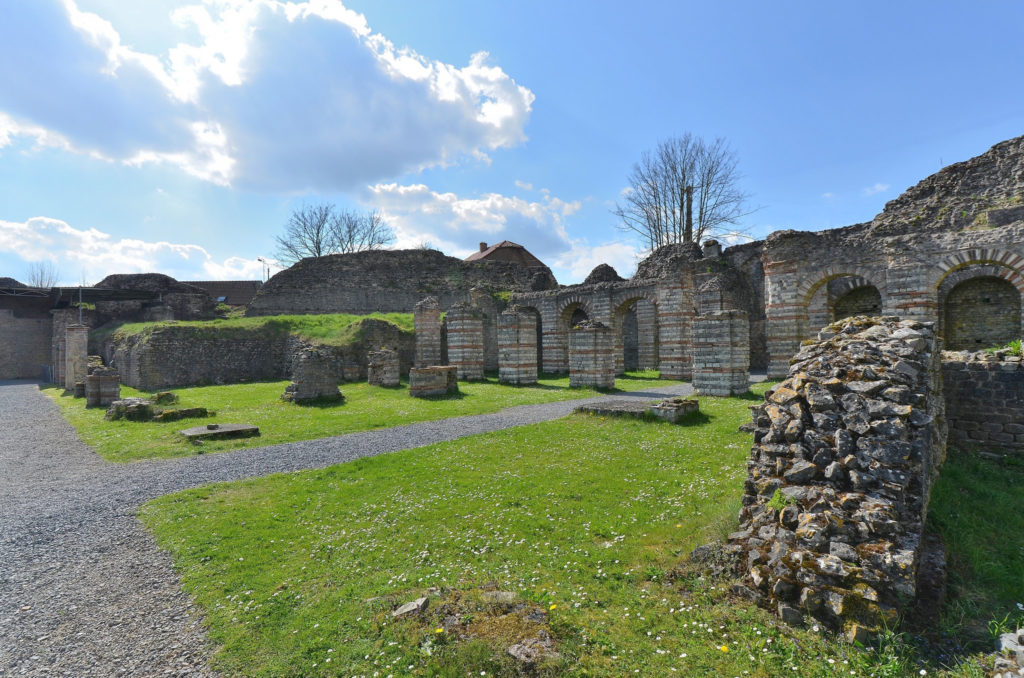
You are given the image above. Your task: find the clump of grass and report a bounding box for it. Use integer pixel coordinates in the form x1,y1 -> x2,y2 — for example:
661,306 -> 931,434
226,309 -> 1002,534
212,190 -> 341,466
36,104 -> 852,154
983,338 -> 1022,356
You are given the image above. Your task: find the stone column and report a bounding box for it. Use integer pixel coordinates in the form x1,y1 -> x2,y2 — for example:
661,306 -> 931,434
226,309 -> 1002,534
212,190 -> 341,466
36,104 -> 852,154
414,297 -> 442,367
367,349 -> 400,387
446,302 -> 485,380
85,367 -> 121,408
281,345 -> 343,403
656,279 -> 695,380
64,324 -> 89,392
498,306 -> 538,385
568,321 -> 614,388
635,298 -> 658,370
692,310 -> 750,396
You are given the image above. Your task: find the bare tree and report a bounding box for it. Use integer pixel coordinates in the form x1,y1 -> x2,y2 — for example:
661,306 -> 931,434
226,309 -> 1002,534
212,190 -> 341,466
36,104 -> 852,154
332,209 -> 395,254
614,134 -> 751,249
275,204 -> 395,265
25,260 -> 59,288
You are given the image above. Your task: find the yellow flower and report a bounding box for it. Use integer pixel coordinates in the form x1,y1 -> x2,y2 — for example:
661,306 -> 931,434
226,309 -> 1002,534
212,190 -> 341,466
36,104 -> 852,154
435,628 -> 444,634
675,524 -> 682,528
719,645 -> 729,653
549,604 -> 557,610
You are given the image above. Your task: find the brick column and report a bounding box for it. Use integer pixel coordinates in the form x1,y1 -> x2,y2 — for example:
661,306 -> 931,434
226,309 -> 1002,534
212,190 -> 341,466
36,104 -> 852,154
656,279 -> 694,380
764,261 -> 805,379
64,324 -> 89,392
498,307 -> 538,385
414,297 -> 442,367
446,302 -> 485,380
568,321 -> 614,388
367,349 -> 400,387
692,310 -> 750,396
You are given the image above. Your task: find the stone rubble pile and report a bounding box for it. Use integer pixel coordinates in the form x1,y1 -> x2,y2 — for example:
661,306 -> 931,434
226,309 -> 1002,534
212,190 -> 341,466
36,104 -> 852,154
729,316 -> 946,639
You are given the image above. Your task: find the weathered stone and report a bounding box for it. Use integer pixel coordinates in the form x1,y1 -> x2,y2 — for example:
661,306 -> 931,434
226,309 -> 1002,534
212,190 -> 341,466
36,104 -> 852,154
391,596 -> 429,618
408,366 -> 458,398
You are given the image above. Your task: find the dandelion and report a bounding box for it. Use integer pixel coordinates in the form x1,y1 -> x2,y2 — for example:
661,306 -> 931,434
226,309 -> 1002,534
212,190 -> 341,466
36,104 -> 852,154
719,645 -> 729,653
435,628 -> 444,634
549,604 -> 557,610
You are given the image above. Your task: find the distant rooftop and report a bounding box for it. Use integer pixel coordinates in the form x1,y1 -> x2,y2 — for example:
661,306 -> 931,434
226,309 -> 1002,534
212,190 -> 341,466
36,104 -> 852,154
465,240 -> 546,267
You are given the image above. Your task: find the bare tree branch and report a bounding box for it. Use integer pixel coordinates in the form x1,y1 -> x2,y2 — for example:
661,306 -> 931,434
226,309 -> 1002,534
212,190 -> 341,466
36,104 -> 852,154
275,203 -> 396,266
614,134 -> 753,250
26,260 -> 59,288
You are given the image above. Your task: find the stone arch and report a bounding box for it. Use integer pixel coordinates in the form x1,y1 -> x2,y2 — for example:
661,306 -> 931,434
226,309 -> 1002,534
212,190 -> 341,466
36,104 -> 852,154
797,268 -> 885,339
936,263 -> 1024,350
557,295 -> 594,330
796,266 -> 885,308
610,290 -> 660,373
830,276 -> 883,322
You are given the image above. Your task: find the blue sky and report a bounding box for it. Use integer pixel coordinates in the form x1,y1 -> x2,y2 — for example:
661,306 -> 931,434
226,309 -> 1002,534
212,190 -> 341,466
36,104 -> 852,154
1,1 -> 1023,286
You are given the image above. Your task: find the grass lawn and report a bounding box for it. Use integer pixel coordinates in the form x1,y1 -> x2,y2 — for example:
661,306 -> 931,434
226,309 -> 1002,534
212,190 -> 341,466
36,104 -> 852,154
139,383 -> 1024,677
42,371 -> 686,463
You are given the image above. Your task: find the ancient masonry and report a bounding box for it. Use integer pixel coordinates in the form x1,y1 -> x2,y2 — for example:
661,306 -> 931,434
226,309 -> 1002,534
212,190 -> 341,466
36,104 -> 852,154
729,317 -> 946,639
281,345 -> 343,403
84,367 -> 120,408
414,297 -> 442,368
692,310 -> 751,396
445,302 -> 485,381
367,349 -> 400,387
498,306 -> 538,385
408,366 -> 459,398
64,324 -> 89,392
943,349 -> 1024,456
568,321 -> 615,389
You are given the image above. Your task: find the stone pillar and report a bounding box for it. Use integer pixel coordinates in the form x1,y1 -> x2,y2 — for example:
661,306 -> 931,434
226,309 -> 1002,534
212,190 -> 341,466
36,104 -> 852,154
656,279 -> 695,380
85,368 -> 121,408
764,259 -> 806,379
367,349 -> 400,387
568,321 -> 614,388
470,285 -> 499,373
53,338 -> 65,386
635,299 -> 658,370
498,306 -> 538,385
446,302 -> 485,380
542,305 -> 568,374
414,297 -> 442,368
409,366 -> 459,397
281,345 -> 343,403
64,324 -> 89,392
692,310 -> 750,396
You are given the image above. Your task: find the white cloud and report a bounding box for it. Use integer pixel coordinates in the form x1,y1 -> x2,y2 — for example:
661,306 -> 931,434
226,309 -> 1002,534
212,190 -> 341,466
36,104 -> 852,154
553,241 -> 640,282
0,216 -> 276,283
862,182 -> 889,196
821,191 -> 836,199
0,0 -> 534,191
366,183 -> 578,260
514,180 -> 533,191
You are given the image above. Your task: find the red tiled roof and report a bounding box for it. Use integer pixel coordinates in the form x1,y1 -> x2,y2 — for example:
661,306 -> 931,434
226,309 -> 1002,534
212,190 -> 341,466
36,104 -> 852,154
465,240 -> 545,267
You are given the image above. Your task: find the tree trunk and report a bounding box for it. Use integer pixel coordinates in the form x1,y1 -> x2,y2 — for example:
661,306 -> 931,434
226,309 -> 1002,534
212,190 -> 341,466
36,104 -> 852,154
684,186 -> 694,243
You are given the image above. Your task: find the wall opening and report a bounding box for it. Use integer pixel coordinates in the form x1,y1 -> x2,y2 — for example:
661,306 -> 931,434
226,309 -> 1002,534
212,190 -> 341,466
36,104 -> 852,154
943,276 -> 1021,349
833,285 -> 882,321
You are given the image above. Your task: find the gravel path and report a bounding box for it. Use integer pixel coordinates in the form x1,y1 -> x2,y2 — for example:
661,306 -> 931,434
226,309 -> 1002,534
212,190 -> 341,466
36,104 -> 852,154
0,379 -> 709,676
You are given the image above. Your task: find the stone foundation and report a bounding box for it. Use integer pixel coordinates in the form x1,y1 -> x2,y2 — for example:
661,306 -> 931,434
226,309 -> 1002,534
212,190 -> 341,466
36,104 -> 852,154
414,297 -> 442,368
943,350 -> 1024,456
730,316 -> 946,639
693,310 -> 750,396
446,302 -> 485,381
409,366 -> 458,397
568,321 -> 614,388
367,349 -> 400,387
64,324 -> 89,391
281,345 -> 343,403
498,307 -> 538,385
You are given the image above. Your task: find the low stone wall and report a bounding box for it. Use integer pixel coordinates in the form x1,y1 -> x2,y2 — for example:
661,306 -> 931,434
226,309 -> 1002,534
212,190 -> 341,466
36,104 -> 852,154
409,366 -> 458,397
446,302 -> 484,381
498,306 -> 538,385
85,369 -> 121,408
104,318 -> 412,390
730,316 -> 946,639
568,321 -> 614,389
692,310 -> 750,396
367,349 -> 400,387
943,350 -> 1024,456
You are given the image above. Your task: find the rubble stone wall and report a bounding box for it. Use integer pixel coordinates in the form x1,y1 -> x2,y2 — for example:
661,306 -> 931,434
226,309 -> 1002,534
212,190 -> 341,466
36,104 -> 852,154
409,366 -> 458,397
367,349 -> 400,387
943,351 -> 1024,456
731,316 -> 946,638
692,310 -> 750,396
282,345 -> 343,402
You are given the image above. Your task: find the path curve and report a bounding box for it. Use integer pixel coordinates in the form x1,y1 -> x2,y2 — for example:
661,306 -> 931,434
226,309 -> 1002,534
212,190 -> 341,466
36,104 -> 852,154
0,379 -> 713,676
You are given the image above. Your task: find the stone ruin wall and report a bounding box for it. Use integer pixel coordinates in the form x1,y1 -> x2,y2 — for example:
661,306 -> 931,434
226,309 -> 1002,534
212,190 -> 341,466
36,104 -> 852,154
498,306 -> 538,385
367,349 -> 400,387
246,249 -> 556,317
0,298 -> 53,380
445,302 -> 485,381
692,310 -> 750,396
104,318 -> 413,391
730,316 -> 946,639
943,350 -> 1024,457
568,321 -> 615,388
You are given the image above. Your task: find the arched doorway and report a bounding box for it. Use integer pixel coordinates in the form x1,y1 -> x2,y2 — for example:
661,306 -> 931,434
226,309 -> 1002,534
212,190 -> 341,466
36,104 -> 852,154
943,276 -> 1021,350
833,285 -> 882,321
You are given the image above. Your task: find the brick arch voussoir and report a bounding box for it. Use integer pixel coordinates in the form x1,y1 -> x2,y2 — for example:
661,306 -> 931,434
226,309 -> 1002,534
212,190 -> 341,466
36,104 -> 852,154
556,295 -> 595,325
935,253 -> 1024,301
796,267 -> 884,308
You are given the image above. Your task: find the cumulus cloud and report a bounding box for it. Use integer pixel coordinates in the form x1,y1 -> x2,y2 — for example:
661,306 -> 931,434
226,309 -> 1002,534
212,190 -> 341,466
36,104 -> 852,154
553,241 -> 640,281
0,216 -> 276,283
862,182 -> 890,196
0,0 -> 534,190
366,183 -> 579,259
